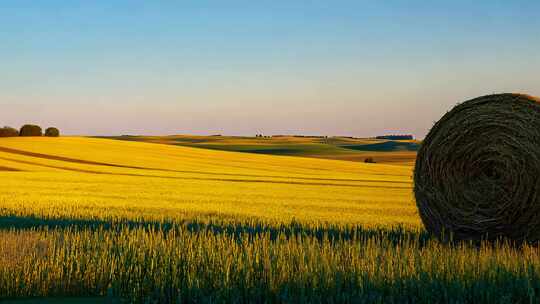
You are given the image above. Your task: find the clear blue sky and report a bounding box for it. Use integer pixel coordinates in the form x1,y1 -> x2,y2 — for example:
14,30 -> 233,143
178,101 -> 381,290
1,1 -> 539,138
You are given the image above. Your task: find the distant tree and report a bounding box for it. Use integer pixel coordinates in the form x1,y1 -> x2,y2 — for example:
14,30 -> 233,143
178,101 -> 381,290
44,127 -> 60,137
0,126 -> 19,137
364,157 -> 376,163
19,124 -> 42,137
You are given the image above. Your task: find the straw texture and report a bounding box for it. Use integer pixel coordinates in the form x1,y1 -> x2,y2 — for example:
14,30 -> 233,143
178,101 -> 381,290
414,93 -> 540,242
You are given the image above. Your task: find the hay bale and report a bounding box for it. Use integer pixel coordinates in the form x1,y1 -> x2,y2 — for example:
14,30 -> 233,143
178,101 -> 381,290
364,157 -> 376,163
414,93 -> 540,242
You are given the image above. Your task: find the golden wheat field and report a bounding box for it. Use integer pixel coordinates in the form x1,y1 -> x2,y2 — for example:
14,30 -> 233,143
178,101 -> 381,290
0,137 -> 418,227
2,137 -> 540,303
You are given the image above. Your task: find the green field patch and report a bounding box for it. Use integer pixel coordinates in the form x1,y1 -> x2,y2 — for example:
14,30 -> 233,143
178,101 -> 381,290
342,141 -> 420,152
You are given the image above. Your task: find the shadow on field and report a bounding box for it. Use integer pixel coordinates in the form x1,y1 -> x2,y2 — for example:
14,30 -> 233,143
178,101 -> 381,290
2,297 -> 116,304
0,165 -> 22,171
0,155 -> 411,190
0,214 -> 430,245
0,146 -> 412,181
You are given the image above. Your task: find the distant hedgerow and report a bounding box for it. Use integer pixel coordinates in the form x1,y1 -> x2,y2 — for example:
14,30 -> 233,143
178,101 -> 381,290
45,127 -> 60,137
19,124 -> 43,137
0,126 -> 19,137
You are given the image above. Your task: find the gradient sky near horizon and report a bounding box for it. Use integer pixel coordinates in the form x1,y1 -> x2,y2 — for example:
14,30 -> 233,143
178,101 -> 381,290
1,1 -> 539,138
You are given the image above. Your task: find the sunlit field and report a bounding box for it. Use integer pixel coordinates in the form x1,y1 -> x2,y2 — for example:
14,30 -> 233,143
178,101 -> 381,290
103,134 -> 419,166
1,138 -> 539,302
0,137 -> 416,226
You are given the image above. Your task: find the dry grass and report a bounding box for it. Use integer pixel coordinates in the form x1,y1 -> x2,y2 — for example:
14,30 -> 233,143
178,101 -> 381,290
415,93 -> 540,242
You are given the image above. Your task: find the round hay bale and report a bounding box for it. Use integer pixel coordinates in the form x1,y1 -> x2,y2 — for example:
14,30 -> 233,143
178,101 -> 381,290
414,93 -> 540,242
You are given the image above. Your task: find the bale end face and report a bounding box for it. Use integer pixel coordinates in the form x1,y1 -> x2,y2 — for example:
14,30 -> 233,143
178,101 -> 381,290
414,93 -> 540,242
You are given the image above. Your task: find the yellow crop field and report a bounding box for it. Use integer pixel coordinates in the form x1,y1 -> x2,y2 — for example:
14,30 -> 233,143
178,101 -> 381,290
1,137 -> 540,303
0,137 -> 417,227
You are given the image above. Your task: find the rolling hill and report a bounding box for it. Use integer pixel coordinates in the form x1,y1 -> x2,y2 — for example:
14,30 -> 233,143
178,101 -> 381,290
102,135 -> 419,165
0,137 -> 417,227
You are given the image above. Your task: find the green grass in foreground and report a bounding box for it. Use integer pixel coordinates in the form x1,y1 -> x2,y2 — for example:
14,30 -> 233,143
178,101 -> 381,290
1,221 -> 539,303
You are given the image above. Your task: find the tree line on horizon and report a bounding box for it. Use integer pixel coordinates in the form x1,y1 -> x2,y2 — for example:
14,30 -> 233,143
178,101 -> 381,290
0,125 -> 60,137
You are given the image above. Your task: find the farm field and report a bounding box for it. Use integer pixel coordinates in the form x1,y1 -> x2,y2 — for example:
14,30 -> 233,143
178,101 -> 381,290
1,137 -> 539,303
102,135 -> 419,166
